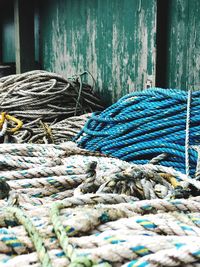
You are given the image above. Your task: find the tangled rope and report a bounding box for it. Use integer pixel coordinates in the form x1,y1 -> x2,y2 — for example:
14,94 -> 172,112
0,70 -> 103,144
1,195 -> 200,266
1,78 -> 200,266
76,88 -> 200,176
0,142 -> 199,266
0,141 -> 195,203
10,113 -> 91,144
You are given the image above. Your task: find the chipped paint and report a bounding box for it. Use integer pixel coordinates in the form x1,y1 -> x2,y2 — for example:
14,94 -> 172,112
40,0 -> 157,104
166,0 -> 200,90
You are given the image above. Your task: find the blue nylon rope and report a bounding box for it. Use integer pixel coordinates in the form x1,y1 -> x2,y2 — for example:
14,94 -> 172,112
75,88 -> 200,175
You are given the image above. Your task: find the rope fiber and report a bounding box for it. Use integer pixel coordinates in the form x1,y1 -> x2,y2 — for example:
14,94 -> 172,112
76,88 -> 200,176
1,78 -> 200,266
0,70 -> 104,144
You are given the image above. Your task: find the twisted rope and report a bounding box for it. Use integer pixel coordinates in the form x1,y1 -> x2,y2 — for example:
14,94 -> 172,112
185,90 -> 192,177
0,142 -> 200,266
76,88 -> 200,176
0,70 -> 103,144
4,206 -> 52,267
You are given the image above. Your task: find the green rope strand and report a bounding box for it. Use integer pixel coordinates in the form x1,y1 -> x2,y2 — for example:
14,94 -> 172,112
50,202 -> 74,259
50,202 -> 111,267
4,207 -> 52,267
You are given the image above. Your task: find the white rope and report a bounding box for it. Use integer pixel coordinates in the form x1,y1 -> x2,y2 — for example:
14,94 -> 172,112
185,89 -> 192,177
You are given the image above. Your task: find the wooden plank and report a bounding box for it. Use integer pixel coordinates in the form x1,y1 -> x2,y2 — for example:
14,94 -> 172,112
0,8 -> 2,63
40,0 -> 157,104
14,0 -> 35,73
166,0 -> 200,90
155,0 -> 170,88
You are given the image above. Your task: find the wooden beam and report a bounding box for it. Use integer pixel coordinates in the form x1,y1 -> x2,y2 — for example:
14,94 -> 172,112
0,8 -> 3,63
14,0 -> 35,73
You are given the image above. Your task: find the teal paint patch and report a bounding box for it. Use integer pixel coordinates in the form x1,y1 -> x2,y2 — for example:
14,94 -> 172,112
40,0 -> 157,104
166,0 -> 200,90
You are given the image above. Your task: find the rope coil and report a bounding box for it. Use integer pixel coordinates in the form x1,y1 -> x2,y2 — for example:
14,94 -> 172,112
0,70 -> 103,144
0,84 -> 200,266
76,88 -> 200,176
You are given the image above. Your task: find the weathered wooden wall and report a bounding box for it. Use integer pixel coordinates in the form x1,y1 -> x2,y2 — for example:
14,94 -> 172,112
0,0 -> 39,65
1,0 -> 200,102
40,0 -> 157,103
1,2 -> 15,63
165,0 -> 200,90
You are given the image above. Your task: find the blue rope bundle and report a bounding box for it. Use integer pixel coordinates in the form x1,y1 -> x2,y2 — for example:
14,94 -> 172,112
75,88 -> 200,175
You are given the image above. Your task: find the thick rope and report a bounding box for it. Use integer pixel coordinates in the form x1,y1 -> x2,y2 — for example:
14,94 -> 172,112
0,70 -> 103,144
4,206 -> 52,267
76,88 -> 200,176
0,138 -> 200,266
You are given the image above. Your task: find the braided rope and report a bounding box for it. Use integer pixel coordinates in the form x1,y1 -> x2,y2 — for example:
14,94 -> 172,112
0,141 -> 200,266
4,207 -> 52,267
0,70 -> 103,144
76,88 -> 200,176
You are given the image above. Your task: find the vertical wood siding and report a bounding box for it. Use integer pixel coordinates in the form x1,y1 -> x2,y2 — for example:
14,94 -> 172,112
166,0 -> 200,90
40,0 -> 157,103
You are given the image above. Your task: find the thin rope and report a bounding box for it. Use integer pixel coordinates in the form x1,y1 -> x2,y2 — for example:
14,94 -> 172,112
185,89 -> 192,177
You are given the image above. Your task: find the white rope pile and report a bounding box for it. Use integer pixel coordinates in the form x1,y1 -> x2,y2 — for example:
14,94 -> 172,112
0,142 -> 199,266
13,113 -> 92,144
0,70 -> 103,144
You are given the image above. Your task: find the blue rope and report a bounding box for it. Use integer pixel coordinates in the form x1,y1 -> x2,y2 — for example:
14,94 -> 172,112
75,88 -> 200,175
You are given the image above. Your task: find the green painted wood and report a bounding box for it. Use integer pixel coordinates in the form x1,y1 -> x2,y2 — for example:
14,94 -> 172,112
166,0 -> 200,90
2,3 -> 15,63
0,9 -> 2,63
40,0 -> 157,103
1,0 -> 39,66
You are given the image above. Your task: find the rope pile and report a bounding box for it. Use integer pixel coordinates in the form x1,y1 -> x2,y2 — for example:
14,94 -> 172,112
0,142 -> 200,266
76,88 -> 200,176
1,75 -> 200,266
0,70 -> 103,144
13,113 -> 91,144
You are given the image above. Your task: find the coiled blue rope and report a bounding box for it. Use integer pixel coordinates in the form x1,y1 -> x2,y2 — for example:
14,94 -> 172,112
75,88 -> 200,175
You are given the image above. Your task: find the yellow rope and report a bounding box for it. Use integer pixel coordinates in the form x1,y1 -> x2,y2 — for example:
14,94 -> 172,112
0,112 -> 23,133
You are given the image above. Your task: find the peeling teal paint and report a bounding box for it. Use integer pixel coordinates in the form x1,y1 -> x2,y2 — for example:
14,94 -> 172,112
2,0 -> 199,102
166,0 -> 200,90
40,0 -> 157,103
1,2 -> 39,65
